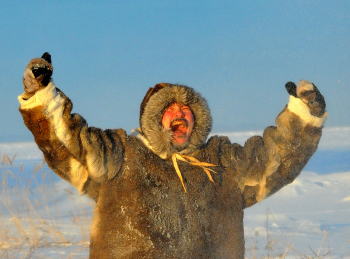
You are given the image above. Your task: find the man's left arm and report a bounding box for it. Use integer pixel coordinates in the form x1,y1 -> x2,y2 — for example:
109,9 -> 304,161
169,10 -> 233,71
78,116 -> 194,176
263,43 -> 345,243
222,80 -> 328,208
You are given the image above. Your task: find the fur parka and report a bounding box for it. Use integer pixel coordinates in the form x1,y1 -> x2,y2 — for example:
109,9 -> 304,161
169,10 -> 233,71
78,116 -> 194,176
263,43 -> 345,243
19,72 -> 327,258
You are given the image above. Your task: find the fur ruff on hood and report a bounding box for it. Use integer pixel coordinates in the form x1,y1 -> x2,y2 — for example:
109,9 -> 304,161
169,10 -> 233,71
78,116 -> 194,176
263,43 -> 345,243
138,83 -> 212,159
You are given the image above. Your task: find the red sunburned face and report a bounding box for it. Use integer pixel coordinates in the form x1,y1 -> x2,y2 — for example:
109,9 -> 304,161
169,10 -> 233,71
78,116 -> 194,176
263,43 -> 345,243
162,103 -> 194,146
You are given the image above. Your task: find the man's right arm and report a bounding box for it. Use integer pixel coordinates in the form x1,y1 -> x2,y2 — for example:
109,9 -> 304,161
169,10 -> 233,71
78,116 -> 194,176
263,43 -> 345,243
19,54 -> 125,197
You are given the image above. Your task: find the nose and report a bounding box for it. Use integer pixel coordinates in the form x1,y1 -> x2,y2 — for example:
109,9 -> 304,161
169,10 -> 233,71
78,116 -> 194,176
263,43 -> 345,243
174,107 -> 185,118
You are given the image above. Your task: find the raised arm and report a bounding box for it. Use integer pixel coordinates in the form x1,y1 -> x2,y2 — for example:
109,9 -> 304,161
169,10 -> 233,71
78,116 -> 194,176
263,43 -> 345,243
18,53 -> 125,199
220,80 -> 327,208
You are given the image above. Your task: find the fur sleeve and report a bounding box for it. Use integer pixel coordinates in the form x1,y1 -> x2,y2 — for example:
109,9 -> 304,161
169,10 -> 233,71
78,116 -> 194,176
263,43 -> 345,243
18,82 -> 125,197
221,96 -> 328,208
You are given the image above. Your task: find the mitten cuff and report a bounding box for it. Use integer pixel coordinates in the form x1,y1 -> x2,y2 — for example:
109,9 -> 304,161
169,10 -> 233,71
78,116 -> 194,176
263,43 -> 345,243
18,82 -> 57,109
287,95 -> 328,128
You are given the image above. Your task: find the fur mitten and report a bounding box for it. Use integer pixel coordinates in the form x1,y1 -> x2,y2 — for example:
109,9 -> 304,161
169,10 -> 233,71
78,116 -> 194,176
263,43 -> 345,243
285,80 -> 326,117
22,52 -> 53,99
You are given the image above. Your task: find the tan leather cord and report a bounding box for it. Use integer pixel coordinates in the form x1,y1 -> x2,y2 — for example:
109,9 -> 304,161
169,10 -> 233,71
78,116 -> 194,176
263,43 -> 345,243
171,153 -> 217,193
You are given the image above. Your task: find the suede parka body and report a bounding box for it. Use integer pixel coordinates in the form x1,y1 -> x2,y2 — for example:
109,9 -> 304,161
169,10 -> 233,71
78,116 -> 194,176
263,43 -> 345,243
19,80 -> 327,259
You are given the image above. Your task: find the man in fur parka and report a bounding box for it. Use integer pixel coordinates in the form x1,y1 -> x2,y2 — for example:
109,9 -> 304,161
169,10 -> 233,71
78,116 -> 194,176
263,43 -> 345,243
19,53 -> 327,259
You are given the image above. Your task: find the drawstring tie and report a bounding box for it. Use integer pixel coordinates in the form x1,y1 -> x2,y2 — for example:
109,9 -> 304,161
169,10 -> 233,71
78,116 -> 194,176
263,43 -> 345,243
171,153 -> 217,193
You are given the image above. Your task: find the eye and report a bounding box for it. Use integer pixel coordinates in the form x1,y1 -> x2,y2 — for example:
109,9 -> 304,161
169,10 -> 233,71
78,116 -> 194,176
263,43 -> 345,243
181,106 -> 190,111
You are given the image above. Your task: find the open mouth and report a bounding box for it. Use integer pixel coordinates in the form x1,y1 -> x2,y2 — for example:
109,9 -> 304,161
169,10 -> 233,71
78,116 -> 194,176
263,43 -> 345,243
170,119 -> 187,132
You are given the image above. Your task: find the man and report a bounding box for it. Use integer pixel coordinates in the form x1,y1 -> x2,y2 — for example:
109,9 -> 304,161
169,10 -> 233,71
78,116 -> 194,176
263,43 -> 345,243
19,53 -> 327,258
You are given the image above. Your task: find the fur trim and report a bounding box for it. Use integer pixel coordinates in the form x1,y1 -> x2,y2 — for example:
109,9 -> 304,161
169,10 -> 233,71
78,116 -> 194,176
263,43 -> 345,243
18,82 -> 57,109
132,128 -> 168,159
140,84 -> 212,159
287,95 -> 328,127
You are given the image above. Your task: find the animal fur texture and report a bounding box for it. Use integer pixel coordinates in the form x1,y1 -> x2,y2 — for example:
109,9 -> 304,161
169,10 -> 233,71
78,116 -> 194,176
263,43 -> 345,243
18,56 -> 327,258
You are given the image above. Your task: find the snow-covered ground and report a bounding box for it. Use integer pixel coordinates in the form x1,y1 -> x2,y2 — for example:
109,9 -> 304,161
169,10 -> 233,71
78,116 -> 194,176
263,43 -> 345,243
244,170 -> 350,258
0,126 -> 349,258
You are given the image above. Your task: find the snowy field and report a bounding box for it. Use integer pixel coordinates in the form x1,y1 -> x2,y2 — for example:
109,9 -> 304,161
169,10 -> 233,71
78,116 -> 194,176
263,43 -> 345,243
0,126 -> 349,258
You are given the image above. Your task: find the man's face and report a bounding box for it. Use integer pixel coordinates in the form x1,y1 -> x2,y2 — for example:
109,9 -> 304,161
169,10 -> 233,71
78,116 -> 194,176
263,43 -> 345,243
162,102 -> 194,146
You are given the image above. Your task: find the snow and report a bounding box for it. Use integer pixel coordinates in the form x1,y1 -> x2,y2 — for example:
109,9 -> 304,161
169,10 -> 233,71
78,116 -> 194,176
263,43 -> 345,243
0,126 -> 349,258
1,126 -> 348,161
244,171 -> 350,258
212,126 -> 350,151
0,141 -> 43,160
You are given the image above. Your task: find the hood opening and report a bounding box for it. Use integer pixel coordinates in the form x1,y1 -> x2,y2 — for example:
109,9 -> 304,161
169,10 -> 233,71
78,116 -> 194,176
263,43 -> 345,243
139,83 -> 212,159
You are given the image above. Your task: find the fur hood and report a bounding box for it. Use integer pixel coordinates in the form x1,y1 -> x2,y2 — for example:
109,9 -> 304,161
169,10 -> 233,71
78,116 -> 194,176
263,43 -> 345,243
138,83 -> 212,159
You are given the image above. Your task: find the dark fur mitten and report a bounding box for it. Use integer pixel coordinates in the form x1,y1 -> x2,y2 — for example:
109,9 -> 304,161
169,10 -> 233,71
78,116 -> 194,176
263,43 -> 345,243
22,52 -> 53,98
286,80 -> 326,118
299,82 -> 326,117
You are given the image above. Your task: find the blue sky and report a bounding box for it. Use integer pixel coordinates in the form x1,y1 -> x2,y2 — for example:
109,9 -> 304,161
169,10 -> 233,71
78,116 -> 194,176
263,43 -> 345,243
1,1 -> 349,143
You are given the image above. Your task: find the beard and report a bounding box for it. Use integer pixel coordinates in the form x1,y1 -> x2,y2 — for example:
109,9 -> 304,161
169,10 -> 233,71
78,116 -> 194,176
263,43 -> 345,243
170,118 -> 190,151
172,139 -> 189,151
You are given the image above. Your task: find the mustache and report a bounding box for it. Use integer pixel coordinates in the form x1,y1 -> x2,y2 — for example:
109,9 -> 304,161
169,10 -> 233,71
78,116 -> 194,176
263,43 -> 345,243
170,118 -> 188,131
